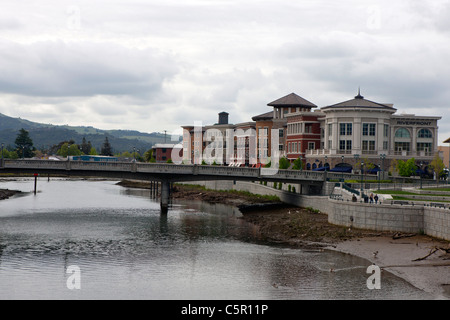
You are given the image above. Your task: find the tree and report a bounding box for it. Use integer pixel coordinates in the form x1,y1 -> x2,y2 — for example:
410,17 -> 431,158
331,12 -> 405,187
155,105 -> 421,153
57,142 -> 81,157
429,152 -> 445,183
389,159 -> 399,176
292,157 -> 303,170
15,128 -> 35,158
397,158 -> 417,177
144,149 -> 155,162
89,147 -> 98,155
80,137 -> 92,155
101,137 -> 113,156
279,157 -> 290,170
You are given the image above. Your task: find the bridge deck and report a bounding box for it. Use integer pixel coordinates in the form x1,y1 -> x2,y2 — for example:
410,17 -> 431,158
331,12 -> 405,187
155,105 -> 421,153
0,159 -> 358,183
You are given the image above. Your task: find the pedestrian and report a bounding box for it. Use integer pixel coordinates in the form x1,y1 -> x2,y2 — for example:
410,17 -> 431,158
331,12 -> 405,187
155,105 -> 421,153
370,193 -> 374,204
374,194 -> 379,204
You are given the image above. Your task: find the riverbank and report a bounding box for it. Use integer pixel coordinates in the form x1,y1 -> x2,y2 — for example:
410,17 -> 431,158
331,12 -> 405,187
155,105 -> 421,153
118,180 -> 450,299
0,189 -> 20,200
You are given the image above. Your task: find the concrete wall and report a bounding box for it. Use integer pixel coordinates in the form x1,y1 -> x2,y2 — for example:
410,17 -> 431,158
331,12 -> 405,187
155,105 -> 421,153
181,180 -> 450,241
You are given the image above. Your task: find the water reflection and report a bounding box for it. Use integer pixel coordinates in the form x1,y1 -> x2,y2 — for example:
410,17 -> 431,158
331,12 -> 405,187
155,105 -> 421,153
0,178 -> 435,300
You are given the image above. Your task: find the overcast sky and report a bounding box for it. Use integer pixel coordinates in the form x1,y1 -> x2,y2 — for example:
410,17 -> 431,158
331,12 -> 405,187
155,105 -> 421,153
1,0 -> 449,144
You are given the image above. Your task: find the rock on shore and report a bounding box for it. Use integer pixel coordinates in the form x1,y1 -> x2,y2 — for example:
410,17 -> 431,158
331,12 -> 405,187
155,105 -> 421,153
0,189 -> 20,200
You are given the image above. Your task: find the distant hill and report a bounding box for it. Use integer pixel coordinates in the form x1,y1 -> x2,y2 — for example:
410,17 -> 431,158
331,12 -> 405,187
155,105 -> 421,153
0,113 -> 179,154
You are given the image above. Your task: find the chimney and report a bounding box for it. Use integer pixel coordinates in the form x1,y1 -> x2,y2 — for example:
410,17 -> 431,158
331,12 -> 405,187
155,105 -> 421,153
218,112 -> 229,125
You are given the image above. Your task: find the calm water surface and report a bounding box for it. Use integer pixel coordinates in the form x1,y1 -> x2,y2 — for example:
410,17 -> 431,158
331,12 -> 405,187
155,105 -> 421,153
0,178 -> 434,300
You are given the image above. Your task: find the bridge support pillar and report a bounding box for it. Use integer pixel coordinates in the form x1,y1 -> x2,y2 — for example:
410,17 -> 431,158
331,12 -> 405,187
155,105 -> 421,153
160,180 -> 170,214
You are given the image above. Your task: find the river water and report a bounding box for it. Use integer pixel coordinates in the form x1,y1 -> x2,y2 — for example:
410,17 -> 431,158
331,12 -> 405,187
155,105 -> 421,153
0,178 -> 434,300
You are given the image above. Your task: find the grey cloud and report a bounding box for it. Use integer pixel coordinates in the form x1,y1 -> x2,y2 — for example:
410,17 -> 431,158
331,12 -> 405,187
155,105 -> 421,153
0,40 -> 178,98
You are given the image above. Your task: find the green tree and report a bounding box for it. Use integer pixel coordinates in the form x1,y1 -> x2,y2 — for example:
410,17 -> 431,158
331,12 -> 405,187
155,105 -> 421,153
144,149 -> 155,162
100,137 -> 113,156
292,157 -> 303,170
57,143 -> 81,157
15,128 -> 35,158
80,137 -> 92,155
429,152 -> 445,182
279,157 -> 290,170
397,158 -> 417,177
89,147 -> 98,155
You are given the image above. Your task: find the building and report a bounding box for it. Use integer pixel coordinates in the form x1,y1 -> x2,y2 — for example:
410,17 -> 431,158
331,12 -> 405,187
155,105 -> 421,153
181,90 -> 443,172
305,90 -> 442,172
252,92 -> 319,162
152,143 -> 181,163
181,112 -> 256,165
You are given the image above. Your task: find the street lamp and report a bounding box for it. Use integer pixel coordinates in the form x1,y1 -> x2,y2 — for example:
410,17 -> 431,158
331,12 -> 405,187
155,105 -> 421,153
341,155 -> 344,182
361,162 -> 364,197
379,154 -> 386,191
1,143 -> 4,166
420,161 -> 423,189
354,153 -> 360,175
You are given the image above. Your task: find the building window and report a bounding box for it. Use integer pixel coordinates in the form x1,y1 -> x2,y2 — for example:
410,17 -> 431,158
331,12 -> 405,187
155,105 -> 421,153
279,144 -> 284,151
383,141 -> 389,150
417,142 -> 432,152
339,140 -> 346,150
340,123 -> 346,136
305,124 -> 312,133
340,140 -> 352,151
417,129 -> 432,138
395,142 -> 410,152
363,123 -> 376,136
308,142 -> 315,150
384,124 -> 389,138
279,129 -> 284,138
362,140 -> 375,151
339,123 -> 352,136
395,128 -> 411,138
328,124 -> 332,136
328,140 -> 332,149
297,142 -> 301,153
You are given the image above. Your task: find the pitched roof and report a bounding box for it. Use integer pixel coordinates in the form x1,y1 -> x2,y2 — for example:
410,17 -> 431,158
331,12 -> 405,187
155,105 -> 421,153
252,111 -> 273,121
444,137 -> 450,143
267,93 -> 317,108
321,90 -> 396,111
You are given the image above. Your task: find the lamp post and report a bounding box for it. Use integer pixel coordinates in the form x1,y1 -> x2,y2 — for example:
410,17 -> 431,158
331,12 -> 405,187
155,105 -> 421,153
361,162 -> 364,197
341,155 -> 344,183
379,154 -> 386,191
353,154 -> 359,170
22,146 -> 25,159
1,143 -> 3,166
419,161 -> 423,189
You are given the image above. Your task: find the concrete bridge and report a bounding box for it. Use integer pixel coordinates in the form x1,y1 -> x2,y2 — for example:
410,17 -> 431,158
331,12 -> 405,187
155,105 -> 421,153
0,159 -> 358,213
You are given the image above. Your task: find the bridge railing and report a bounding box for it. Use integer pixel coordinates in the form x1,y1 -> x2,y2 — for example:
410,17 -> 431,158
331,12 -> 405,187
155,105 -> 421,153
3,159 -> 68,170
70,161 -> 133,171
1,159 -> 341,182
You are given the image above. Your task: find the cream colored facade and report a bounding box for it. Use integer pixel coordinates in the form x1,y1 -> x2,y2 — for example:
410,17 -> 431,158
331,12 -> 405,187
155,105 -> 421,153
306,92 -> 442,169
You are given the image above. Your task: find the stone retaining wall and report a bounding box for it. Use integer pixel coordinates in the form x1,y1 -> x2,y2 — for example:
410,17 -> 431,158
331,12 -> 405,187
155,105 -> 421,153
181,180 -> 450,241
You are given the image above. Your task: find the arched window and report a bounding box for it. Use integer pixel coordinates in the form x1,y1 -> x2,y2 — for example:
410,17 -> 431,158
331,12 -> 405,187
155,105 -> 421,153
395,128 -> 410,138
312,163 -> 317,169
306,163 -> 311,170
417,129 -> 432,138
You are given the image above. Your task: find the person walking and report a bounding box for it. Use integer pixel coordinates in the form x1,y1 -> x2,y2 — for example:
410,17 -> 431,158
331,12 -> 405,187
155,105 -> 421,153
370,193 -> 374,204
374,194 -> 379,204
